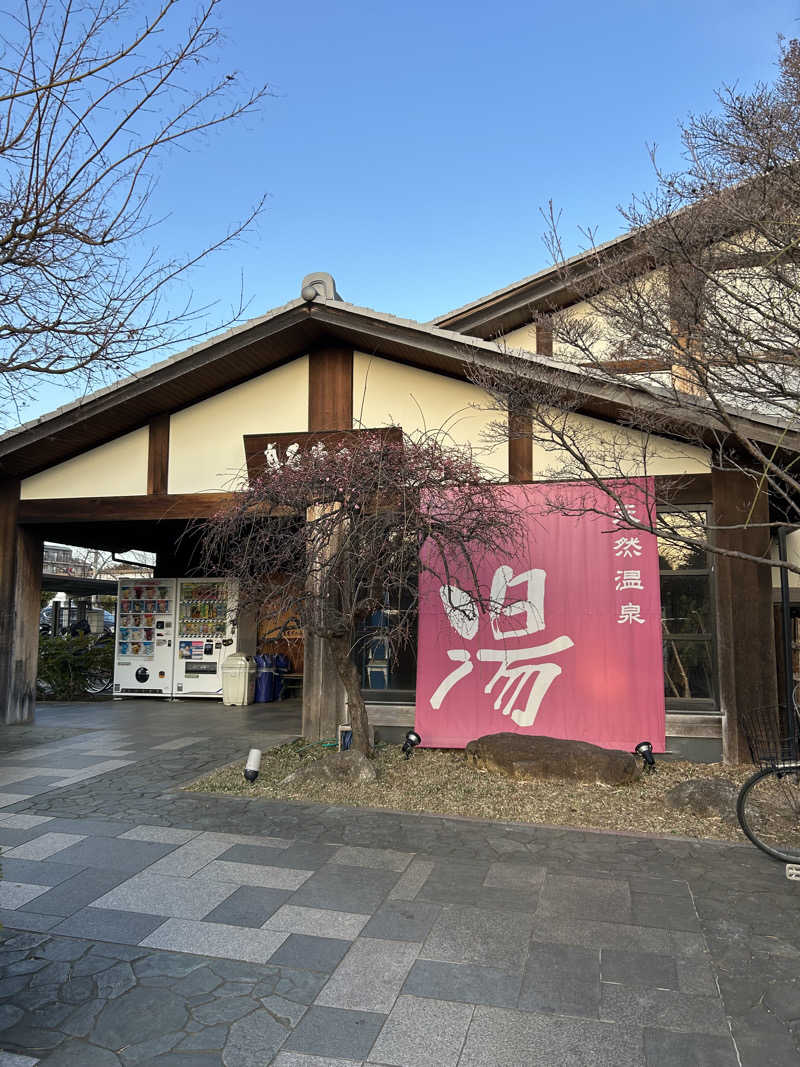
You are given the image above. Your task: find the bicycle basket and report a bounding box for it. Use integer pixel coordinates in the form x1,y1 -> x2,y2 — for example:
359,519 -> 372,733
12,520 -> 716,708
738,703 -> 800,767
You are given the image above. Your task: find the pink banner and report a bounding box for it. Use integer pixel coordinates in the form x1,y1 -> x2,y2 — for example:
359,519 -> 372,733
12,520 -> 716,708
415,480 -> 665,752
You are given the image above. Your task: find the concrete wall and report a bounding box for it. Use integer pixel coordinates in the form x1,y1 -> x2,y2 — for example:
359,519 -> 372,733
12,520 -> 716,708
21,427 -> 149,499
168,356 -> 309,493
353,353 -> 507,478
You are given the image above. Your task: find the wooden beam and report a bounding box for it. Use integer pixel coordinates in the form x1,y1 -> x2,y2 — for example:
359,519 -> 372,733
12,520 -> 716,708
712,468 -> 778,762
508,413 -> 533,483
653,473 -> 713,505
147,414 -> 170,495
308,348 -> 353,431
19,493 -> 238,524
535,323 -> 553,357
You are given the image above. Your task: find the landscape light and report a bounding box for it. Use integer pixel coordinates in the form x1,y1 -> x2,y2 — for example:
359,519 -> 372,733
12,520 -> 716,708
402,730 -> 421,759
244,748 -> 262,782
634,740 -> 656,772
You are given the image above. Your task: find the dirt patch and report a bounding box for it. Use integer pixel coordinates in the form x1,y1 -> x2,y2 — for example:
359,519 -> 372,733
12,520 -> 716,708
186,740 -> 758,842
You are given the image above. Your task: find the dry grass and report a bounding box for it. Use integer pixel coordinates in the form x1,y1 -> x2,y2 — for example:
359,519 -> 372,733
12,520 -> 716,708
185,740 -> 758,843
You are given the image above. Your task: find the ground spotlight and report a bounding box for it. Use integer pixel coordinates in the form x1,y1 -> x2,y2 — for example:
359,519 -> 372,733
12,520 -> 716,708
244,748 -> 262,782
634,740 -> 656,772
402,730 -> 421,759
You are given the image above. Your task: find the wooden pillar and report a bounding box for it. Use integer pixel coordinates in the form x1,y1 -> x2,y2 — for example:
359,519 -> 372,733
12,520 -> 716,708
0,479 -> 43,725
302,348 -> 352,739
147,414 -> 170,496
712,468 -> 778,762
508,412 -> 533,484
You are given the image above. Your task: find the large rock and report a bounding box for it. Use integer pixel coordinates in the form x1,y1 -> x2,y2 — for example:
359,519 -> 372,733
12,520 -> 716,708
280,749 -> 377,787
664,777 -> 738,820
465,732 -> 642,785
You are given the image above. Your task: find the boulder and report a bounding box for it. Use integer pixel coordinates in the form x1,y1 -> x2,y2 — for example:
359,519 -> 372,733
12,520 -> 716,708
280,749 -> 377,787
465,732 -> 642,785
664,777 -> 738,821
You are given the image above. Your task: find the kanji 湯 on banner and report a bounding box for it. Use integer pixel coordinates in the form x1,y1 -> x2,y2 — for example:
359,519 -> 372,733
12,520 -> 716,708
415,481 -> 665,751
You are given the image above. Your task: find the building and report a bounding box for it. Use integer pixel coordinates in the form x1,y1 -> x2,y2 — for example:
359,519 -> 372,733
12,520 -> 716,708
0,270 -> 795,760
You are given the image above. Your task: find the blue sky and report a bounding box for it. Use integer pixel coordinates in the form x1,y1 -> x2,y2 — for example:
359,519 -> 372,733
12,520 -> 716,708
19,0 -> 799,424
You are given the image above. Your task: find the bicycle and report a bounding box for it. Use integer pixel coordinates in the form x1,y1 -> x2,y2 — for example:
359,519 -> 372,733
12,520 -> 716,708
736,702 -> 800,863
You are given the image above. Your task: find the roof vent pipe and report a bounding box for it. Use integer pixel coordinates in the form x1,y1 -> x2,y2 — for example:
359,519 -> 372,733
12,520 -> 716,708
301,272 -> 341,303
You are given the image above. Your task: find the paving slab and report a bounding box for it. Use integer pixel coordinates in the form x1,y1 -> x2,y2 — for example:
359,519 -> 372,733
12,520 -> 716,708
202,885 -> 293,927
89,872 -> 238,919
282,1006 -> 387,1062
264,905 -> 370,941
315,937 -> 420,1013
139,918 -> 289,963
402,959 -> 521,1009
368,994 -> 473,1067
0,700 -> 796,1066
458,1004 -> 646,1067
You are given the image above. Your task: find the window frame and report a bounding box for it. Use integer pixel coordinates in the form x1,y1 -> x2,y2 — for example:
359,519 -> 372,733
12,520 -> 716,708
658,505 -> 718,712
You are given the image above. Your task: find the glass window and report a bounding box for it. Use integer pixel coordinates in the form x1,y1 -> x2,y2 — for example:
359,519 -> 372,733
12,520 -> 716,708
663,638 -> 715,701
659,508 -> 716,708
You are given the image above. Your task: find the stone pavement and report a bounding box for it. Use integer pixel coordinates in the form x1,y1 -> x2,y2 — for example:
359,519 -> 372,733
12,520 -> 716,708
0,700 -> 798,1066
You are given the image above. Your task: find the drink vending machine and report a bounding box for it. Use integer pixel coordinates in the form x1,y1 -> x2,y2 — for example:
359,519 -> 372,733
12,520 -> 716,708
173,579 -> 238,698
113,579 -> 177,696
113,578 -> 249,698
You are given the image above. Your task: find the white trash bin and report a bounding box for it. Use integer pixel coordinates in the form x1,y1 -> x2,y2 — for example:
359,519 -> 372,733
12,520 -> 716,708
221,653 -> 256,706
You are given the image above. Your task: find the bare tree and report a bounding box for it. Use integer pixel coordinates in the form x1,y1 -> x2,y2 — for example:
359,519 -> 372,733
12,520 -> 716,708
473,37 -> 800,573
0,0 -> 270,425
194,430 -> 522,755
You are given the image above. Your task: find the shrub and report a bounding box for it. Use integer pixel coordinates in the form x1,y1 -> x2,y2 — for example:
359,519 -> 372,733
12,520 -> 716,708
37,635 -> 113,700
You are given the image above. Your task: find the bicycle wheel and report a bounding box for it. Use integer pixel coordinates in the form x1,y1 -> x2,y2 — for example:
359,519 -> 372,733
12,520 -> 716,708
737,766 -> 800,863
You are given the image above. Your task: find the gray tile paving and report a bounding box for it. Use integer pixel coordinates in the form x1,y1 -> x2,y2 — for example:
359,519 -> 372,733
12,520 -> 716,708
282,1005 -> 387,1061
600,983 -> 730,1035
268,934 -> 352,974
0,882 -> 48,909
202,885 -> 293,927
140,918 -> 289,962
402,959 -> 521,1008
330,846 -> 413,872
90,871 -> 238,919
199,859 -> 313,889
118,825 -> 200,845
45,836 -> 175,873
601,948 -> 679,990
15,869 -> 129,917
315,937 -> 420,1012
2,832 -> 86,861
421,904 -> 535,972
289,866 -> 400,914
458,1004 -> 646,1066
264,905 -> 370,941
0,699 -> 795,1066
51,906 -> 167,943
360,900 -> 441,943
387,858 -> 435,901
368,994 -> 473,1066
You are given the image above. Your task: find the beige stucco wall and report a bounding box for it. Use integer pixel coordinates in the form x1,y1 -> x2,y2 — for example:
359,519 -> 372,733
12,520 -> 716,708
771,529 -> 800,590
502,270 -> 668,364
529,409 -> 710,479
21,427 -> 149,499
353,353 -> 507,478
168,356 -> 309,493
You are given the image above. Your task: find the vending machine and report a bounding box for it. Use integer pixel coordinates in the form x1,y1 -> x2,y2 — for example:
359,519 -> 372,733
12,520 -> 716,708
172,579 -> 240,698
113,579 -> 177,697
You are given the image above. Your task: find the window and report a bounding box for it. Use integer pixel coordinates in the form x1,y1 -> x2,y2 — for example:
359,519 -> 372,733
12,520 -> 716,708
659,509 -> 716,708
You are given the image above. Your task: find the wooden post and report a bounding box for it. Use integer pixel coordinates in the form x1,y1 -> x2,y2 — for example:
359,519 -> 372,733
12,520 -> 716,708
301,349 -> 353,739
0,479 -> 43,725
712,468 -> 778,762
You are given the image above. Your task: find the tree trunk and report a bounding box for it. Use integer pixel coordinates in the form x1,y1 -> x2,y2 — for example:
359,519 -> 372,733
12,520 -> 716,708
328,633 -> 372,756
